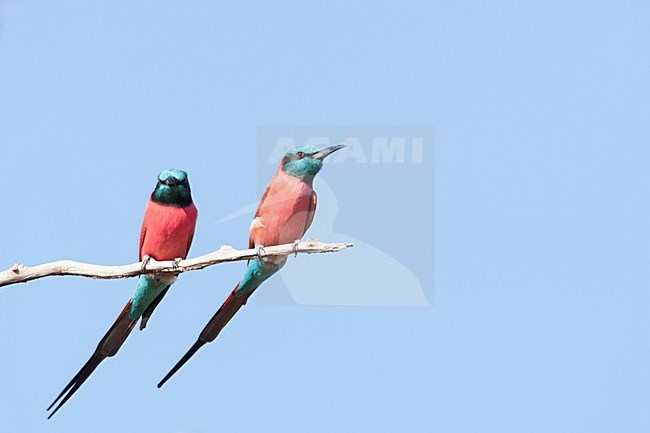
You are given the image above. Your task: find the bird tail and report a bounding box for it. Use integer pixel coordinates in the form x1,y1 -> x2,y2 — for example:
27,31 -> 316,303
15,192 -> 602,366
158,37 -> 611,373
157,284 -> 253,388
47,301 -> 138,419
139,285 -> 171,331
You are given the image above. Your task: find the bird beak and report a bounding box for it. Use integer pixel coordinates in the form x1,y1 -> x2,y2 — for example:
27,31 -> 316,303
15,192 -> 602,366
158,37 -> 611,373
164,176 -> 180,186
312,144 -> 346,161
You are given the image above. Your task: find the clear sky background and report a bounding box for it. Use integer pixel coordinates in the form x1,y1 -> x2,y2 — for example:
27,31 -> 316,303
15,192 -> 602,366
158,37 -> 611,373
1,1 -> 649,432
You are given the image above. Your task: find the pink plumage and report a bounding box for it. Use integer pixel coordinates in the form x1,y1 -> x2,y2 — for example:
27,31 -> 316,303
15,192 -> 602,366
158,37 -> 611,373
139,199 -> 198,261
250,167 -> 316,249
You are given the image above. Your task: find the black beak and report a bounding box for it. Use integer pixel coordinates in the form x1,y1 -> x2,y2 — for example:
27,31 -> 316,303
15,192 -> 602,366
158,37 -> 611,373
163,176 -> 180,187
312,144 -> 346,161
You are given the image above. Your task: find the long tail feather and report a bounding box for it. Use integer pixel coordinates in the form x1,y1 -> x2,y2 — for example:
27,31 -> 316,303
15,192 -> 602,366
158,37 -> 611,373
157,286 -> 253,388
157,340 -> 205,389
47,302 -> 137,418
47,354 -> 105,419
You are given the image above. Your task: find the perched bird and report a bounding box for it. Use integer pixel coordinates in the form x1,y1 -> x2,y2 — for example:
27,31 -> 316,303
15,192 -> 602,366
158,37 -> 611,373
47,169 -> 198,418
157,144 -> 344,388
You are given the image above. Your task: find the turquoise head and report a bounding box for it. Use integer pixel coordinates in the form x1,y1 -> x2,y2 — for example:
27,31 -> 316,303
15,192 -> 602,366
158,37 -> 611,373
151,169 -> 193,207
281,145 -> 345,182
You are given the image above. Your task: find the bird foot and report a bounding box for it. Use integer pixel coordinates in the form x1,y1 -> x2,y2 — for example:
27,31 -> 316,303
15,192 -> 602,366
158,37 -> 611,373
171,258 -> 182,273
256,245 -> 267,260
141,255 -> 152,271
292,239 -> 302,257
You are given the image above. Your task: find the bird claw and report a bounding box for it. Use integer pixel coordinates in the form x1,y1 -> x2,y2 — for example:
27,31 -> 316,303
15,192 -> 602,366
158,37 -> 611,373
292,239 -> 301,257
141,255 -> 152,271
171,258 -> 182,272
256,245 -> 267,260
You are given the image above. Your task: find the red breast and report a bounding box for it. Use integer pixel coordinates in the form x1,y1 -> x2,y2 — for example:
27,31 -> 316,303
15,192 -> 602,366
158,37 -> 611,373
251,168 -> 314,247
140,200 -> 198,260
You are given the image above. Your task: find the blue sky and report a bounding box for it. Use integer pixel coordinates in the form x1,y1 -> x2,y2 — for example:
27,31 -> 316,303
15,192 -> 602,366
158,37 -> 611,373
1,1 -> 650,432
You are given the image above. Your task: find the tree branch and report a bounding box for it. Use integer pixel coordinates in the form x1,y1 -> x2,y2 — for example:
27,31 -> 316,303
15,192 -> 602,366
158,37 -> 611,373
0,240 -> 353,288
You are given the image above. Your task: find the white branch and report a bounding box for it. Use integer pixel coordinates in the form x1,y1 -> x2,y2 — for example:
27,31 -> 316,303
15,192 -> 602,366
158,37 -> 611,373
0,240 -> 353,288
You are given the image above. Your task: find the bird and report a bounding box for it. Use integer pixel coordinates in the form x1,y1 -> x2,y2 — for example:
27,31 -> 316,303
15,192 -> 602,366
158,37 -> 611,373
157,144 -> 344,388
47,169 -> 198,419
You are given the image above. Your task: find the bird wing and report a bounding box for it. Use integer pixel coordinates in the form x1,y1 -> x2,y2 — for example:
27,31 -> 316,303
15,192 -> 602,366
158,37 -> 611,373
303,191 -> 317,236
186,232 -> 194,258
157,286 -> 253,388
47,302 -> 138,418
139,224 -> 147,261
249,183 -> 272,249
255,183 -> 272,219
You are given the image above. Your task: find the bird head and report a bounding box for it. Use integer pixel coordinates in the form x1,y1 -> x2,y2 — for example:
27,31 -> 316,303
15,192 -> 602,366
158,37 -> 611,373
151,169 -> 193,207
281,145 -> 345,182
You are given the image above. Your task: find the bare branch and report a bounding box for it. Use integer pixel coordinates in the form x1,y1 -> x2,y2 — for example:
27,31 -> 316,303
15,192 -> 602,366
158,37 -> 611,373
0,240 -> 353,288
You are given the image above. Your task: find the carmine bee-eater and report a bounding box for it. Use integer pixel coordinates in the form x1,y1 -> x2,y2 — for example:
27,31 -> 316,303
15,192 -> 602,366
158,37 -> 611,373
157,144 -> 344,388
47,169 -> 198,418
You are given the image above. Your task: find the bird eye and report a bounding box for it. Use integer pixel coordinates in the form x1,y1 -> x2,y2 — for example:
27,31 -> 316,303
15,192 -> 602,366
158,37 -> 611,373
297,152 -> 304,158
